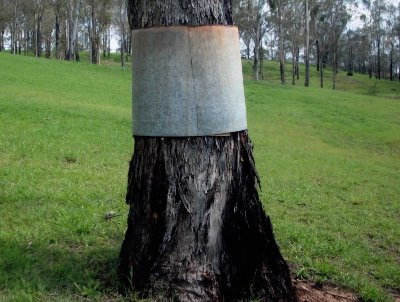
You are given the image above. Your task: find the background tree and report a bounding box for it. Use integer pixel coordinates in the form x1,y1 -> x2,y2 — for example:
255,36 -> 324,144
0,0 -> 8,51
65,0 -> 81,61
286,0 -> 303,85
304,0 -> 311,86
363,0 -> 388,79
235,0 -> 269,81
268,0 -> 290,84
113,0 -> 129,67
41,1 -> 55,58
118,0 -> 297,301
327,0 -> 349,89
84,0 -> 112,64
386,3 -> 398,81
7,0 -> 23,55
311,2 -> 327,87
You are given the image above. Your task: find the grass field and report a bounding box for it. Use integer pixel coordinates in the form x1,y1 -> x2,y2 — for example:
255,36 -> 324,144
0,52 -> 399,302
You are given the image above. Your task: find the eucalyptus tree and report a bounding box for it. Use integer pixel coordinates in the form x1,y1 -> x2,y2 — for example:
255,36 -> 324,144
286,0 -> 303,85
118,0 -> 297,301
268,0 -> 290,84
84,0 -> 112,64
51,0 -> 62,58
304,0 -> 311,86
396,4 -> 400,81
363,0 -> 388,79
360,13 -> 375,78
40,1 -> 56,58
235,0 -> 269,81
6,0 -> 23,54
311,2 -> 327,87
386,3 -> 398,81
32,0 -> 45,57
0,0 -> 8,51
64,0 -> 82,61
327,0 -> 350,89
112,0 -> 128,67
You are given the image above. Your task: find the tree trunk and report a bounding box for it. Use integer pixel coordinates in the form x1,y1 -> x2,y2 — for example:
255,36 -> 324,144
253,28 -> 260,81
320,65 -> 323,88
316,39 -> 320,71
107,28 -> 111,58
296,47 -> 300,80
292,44 -> 296,85
24,30 -> 28,56
0,29 -> 4,51
259,47 -> 264,80
120,29 -> 125,68
377,38 -> 381,79
67,0 -> 81,61
389,46 -> 393,81
332,35 -> 336,90
332,50 -> 336,90
118,1 -> 297,301
90,4 -> 99,64
36,13 -> 42,58
55,12 -> 60,58
304,0 -> 310,87
253,47 -> 259,81
45,38 -> 51,58
278,18 -> 285,85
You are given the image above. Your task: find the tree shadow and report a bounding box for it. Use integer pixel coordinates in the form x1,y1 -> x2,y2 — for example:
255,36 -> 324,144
0,234 -> 123,299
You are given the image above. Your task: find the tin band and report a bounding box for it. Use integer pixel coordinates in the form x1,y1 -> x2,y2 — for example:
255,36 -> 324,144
132,26 -> 247,136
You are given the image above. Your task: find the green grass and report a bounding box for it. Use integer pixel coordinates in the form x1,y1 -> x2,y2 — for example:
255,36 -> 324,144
0,53 -> 399,301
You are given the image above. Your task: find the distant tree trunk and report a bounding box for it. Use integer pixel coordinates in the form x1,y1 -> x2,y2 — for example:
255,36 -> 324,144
389,46 -> 393,81
118,1 -> 297,301
377,38 -> 381,79
320,64 -> 323,88
102,32 -> 107,58
89,4 -> 99,64
107,28 -> 111,58
120,28 -> 125,68
36,13 -> 42,58
316,39 -> 320,71
296,47 -> 300,80
18,31 -> 22,54
332,49 -> 336,89
278,23 -> 285,84
68,0 -> 81,61
332,34 -> 336,90
368,56 -> 372,79
347,44 -> 353,75
45,38 -> 51,58
24,30 -> 29,55
304,0 -> 310,87
91,39 -> 99,64
253,29 -> 260,81
0,29 -> 4,51
259,47 -> 264,80
245,38 -> 251,59
55,12 -> 60,58
292,44 -> 296,85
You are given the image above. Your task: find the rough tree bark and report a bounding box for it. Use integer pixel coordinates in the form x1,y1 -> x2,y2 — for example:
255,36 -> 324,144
118,1 -> 297,301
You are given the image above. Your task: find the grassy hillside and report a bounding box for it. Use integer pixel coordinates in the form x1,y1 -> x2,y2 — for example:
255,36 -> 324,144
0,52 -> 399,302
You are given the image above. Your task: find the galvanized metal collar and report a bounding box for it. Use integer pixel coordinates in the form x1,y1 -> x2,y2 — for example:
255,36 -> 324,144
132,25 -> 247,136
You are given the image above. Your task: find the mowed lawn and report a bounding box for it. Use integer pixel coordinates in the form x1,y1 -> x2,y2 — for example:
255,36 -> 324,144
0,52 -> 399,302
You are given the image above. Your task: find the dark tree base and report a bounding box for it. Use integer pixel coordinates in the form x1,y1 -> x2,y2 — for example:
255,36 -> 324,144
118,131 -> 297,301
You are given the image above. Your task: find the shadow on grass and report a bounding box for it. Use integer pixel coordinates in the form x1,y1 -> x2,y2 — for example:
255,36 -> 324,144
0,236 -> 123,299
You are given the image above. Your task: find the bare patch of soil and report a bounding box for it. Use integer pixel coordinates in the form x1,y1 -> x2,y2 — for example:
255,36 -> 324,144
294,280 -> 359,302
